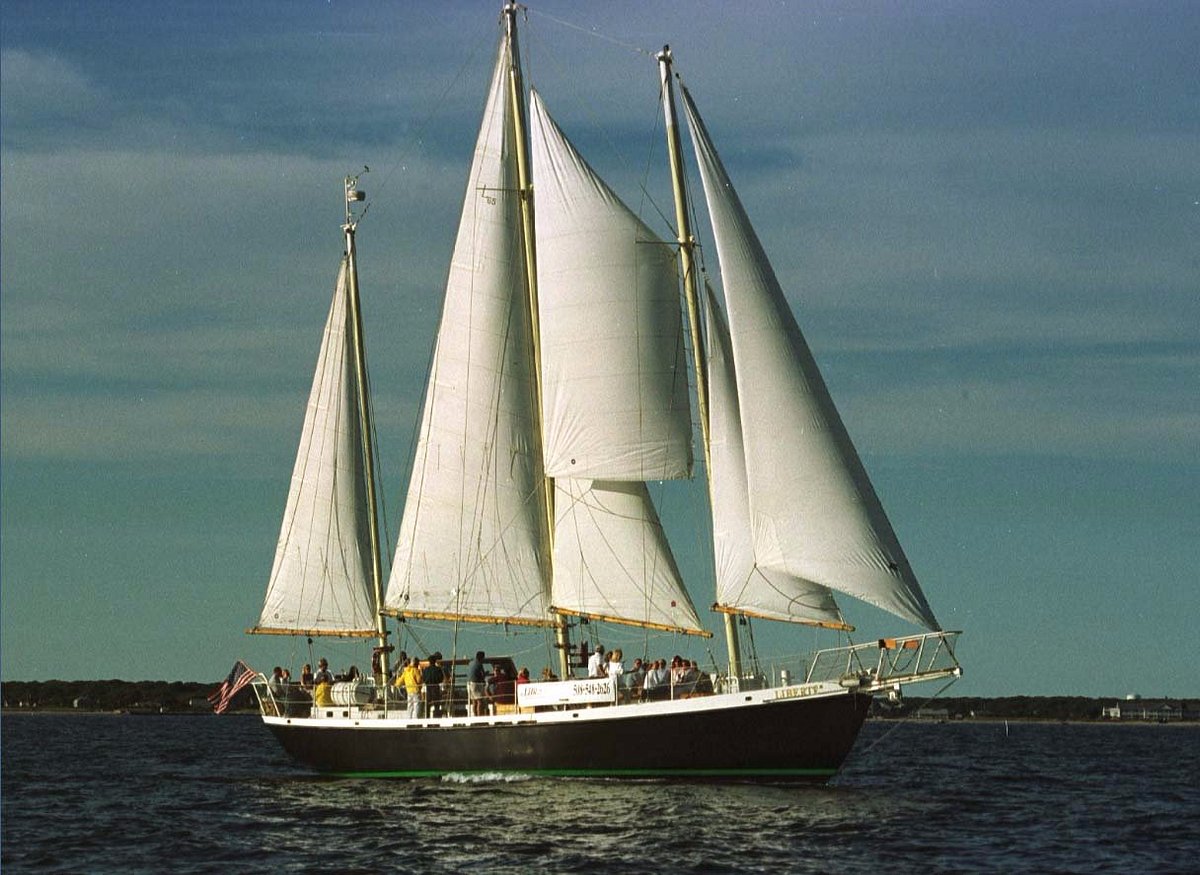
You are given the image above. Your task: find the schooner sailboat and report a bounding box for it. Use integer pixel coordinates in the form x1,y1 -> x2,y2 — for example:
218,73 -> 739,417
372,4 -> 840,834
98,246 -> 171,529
247,5 -> 961,780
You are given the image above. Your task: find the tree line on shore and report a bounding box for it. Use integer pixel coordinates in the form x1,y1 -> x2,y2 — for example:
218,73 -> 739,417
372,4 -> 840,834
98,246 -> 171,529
2,680 -> 221,713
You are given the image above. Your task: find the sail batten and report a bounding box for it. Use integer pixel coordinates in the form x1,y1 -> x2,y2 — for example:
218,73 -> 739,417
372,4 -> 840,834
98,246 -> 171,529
529,91 -> 694,482
383,37 -> 551,626
682,87 -> 940,632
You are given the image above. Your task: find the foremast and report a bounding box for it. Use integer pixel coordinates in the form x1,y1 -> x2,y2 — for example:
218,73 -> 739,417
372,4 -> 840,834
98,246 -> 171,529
503,2 -> 571,680
343,174 -> 390,682
657,47 -> 743,681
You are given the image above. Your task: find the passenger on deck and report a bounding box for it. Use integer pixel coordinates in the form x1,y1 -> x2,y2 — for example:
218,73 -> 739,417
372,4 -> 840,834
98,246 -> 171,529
468,651 -> 488,716
269,666 -> 286,697
644,659 -> 670,701
300,663 -> 314,690
587,644 -> 605,679
400,657 -> 423,718
627,658 -> 647,699
677,660 -> 700,698
312,658 -> 334,707
607,650 -> 625,698
489,664 -> 515,709
539,667 -> 559,682
389,651 -> 408,686
422,653 -> 446,718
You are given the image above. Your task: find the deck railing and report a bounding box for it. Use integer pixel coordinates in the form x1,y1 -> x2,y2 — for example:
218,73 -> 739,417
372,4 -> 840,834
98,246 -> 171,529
251,631 -> 961,719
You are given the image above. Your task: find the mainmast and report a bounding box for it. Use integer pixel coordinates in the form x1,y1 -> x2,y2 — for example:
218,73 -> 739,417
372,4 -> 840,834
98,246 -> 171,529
343,173 -> 390,683
503,2 -> 571,679
657,46 -> 743,682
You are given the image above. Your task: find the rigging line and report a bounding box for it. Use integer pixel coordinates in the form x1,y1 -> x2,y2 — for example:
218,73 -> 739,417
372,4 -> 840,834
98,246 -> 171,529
851,675 -> 961,765
523,8 -> 676,237
356,20 -> 491,227
525,7 -> 656,58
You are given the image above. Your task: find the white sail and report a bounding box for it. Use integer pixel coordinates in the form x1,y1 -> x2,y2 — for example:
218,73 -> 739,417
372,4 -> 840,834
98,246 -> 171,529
255,257 -> 378,636
682,87 -> 940,631
529,90 -> 693,482
705,291 -> 847,629
384,39 -> 551,626
551,478 -> 708,636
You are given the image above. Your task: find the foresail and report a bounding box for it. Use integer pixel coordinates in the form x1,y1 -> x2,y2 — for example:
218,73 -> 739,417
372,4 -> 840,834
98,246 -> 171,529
529,91 -> 694,482
551,478 -> 709,636
682,87 -> 940,631
383,38 -> 551,627
705,291 -> 847,630
255,257 -> 378,636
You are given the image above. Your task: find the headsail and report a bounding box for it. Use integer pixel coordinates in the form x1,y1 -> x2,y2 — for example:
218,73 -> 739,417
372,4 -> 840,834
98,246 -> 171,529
705,290 -> 848,630
529,90 -> 693,482
254,257 -> 378,636
383,37 -> 551,627
551,478 -> 708,636
682,87 -> 940,631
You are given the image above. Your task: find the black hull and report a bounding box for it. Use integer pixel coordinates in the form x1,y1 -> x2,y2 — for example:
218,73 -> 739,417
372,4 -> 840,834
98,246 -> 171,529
265,692 -> 871,781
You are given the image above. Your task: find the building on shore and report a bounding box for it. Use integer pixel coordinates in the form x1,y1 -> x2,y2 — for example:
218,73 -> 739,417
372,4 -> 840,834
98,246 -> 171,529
1101,699 -> 1199,722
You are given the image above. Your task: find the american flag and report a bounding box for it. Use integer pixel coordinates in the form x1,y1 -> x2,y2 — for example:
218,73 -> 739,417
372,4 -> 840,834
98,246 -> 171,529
208,660 -> 258,714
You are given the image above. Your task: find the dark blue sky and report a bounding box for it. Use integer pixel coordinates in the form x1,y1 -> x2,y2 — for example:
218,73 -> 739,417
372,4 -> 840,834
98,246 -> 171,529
2,1 -> 1197,695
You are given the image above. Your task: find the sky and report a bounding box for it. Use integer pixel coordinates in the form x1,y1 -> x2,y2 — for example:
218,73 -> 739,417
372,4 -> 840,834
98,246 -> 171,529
2,1 -> 1196,697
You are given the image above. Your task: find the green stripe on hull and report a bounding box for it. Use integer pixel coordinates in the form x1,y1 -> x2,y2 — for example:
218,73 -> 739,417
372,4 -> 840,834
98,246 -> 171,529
328,767 -> 839,779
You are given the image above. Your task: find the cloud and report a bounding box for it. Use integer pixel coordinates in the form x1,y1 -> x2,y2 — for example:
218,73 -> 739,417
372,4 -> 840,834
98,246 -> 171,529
0,49 -> 109,132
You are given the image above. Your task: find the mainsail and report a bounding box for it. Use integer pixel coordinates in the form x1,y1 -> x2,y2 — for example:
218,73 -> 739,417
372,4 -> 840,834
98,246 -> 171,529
682,87 -> 941,631
705,291 -> 847,630
254,257 -> 378,636
383,38 -> 551,626
529,90 -> 693,483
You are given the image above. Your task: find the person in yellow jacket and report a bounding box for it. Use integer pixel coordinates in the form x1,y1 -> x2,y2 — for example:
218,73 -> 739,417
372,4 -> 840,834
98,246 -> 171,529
312,658 -> 334,707
398,657 -> 423,719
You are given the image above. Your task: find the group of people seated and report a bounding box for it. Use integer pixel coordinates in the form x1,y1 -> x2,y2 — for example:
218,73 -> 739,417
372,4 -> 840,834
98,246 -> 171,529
586,646 -> 713,701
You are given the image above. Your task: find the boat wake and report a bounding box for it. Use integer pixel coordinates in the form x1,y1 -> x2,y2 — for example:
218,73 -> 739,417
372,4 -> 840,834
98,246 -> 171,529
440,771 -> 533,784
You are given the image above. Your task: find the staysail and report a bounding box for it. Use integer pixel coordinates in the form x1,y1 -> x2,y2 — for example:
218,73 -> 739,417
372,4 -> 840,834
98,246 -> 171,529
254,257 -> 378,636
551,479 -> 708,636
383,38 -> 551,626
705,291 -> 848,629
529,90 -> 693,483
682,87 -> 940,631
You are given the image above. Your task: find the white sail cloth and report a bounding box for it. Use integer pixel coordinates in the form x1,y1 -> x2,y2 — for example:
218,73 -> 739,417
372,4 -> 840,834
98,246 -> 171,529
384,39 -> 551,625
529,91 -> 693,482
705,292 -> 846,628
256,258 -> 378,635
683,87 -> 940,631
551,478 -> 707,635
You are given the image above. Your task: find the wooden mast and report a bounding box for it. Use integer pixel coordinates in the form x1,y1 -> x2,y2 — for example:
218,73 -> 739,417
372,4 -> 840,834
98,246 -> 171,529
656,46 -> 743,683
343,173 -> 390,684
503,3 -> 571,680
